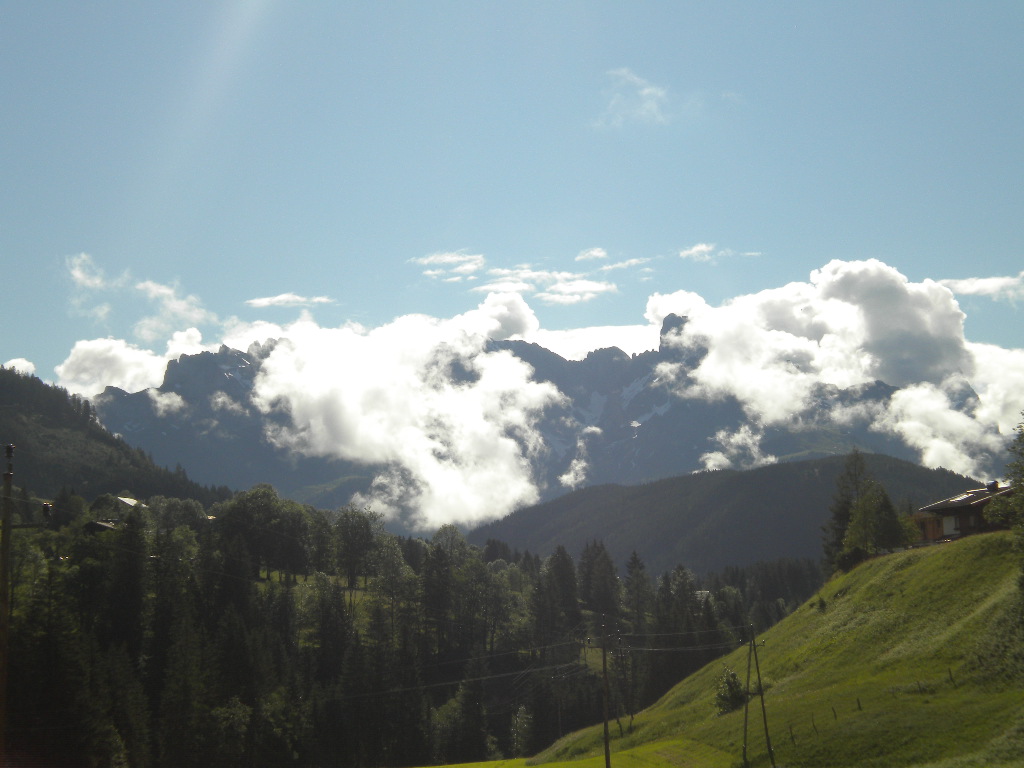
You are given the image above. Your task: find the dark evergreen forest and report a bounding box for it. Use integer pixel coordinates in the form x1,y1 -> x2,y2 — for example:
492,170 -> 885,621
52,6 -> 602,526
3,483 -> 821,767
0,366 -> 826,767
0,367 -> 231,506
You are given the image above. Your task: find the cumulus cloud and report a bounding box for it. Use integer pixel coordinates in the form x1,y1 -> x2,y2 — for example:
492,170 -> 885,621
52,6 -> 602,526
3,358 -> 36,375
249,301 -> 565,530
52,253 -> 1022,522
964,342 -> 1024,435
246,293 -> 334,308
871,380 -> 1007,474
454,292 -> 540,340
653,259 -> 1012,477
56,338 -> 169,396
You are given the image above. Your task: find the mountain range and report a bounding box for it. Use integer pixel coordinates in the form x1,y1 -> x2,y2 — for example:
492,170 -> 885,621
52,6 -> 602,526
91,314 -> 1006,532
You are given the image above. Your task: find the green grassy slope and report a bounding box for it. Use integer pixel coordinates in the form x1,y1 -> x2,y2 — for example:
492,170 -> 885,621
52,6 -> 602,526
445,533 -> 1024,768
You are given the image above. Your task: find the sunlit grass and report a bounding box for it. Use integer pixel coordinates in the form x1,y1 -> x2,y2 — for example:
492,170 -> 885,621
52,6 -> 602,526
423,533 -> 1024,768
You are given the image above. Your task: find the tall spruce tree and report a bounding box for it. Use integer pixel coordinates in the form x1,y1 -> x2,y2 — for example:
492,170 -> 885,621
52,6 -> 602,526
823,449 -> 870,572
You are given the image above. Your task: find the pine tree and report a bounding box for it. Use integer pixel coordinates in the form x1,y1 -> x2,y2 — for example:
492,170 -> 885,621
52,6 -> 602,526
987,414 -> 1024,533
623,551 -> 653,633
823,449 -> 870,572
840,480 -> 908,569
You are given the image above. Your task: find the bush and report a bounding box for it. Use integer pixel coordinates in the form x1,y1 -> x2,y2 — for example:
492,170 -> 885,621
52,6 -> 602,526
715,665 -> 747,715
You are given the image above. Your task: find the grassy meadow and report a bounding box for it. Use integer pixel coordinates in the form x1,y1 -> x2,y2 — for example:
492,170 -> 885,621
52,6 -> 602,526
433,532 -> 1024,768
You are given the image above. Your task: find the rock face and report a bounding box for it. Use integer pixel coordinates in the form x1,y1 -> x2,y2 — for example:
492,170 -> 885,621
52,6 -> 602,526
93,316 -> 985,517
96,344 -> 361,501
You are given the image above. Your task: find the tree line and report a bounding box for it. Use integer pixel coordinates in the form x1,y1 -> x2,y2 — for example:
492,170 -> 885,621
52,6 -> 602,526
0,366 -> 232,506
4,483 -> 822,767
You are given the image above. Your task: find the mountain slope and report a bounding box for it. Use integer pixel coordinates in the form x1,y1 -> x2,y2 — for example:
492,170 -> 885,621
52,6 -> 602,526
0,367 -> 230,505
468,453 -> 981,575
530,531 -> 1024,768
90,318 -> 1006,531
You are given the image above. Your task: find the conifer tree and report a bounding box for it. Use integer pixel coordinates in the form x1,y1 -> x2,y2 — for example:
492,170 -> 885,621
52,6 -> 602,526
824,449 -> 870,572
623,551 -> 653,633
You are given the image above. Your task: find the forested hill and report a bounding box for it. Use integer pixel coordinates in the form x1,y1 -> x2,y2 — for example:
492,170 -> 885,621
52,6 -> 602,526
0,366 -> 231,506
467,453 -> 981,575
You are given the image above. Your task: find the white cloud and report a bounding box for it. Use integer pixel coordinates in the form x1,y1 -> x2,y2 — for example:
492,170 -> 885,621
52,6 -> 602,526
576,247 -> 608,262
56,338 -> 168,396
596,68 -> 671,128
3,358 -> 36,375
813,259 -> 972,386
66,253 -> 129,326
939,270 -> 1024,301
53,254 -> 1023,524
411,251 -> 486,281
534,278 -> 618,306
249,301 -> 566,530
700,425 -> 777,472
600,257 -> 651,272
474,266 -> 617,306
211,391 -> 248,415
644,290 -> 710,327
67,252 -> 125,290
964,342 -> 1024,435
871,380 -> 1007,478
677,244 -> 760,264
454,292 -> 540,340
148,390 -> 187,417
653,259 -> 1013,477
246,293 -> 334,308
133,280 -> 218,342
679,243 -> 716,262
558,426 -> 602,489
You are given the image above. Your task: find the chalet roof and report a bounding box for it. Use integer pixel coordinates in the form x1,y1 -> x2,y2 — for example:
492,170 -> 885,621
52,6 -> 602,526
84,519 -> 120,533
918,483 -> 1014,514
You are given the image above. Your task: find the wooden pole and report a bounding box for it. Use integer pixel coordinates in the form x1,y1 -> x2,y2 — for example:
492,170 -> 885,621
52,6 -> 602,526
751,635 -> 776,768
0,444 -> 14,766
601,618 -> 612,768
742,628 -> 754,767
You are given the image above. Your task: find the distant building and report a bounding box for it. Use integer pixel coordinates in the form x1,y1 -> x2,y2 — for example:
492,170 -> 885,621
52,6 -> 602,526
912,482 -> 1013,543
83,497 -> 146,534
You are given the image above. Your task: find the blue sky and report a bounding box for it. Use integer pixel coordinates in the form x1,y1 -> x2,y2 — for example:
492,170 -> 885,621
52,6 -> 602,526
3,1 -> 1023,522
3,1 -> 1022,380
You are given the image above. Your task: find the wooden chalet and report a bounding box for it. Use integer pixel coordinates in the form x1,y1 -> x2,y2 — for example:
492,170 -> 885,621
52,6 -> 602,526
912,481 -> 1013,543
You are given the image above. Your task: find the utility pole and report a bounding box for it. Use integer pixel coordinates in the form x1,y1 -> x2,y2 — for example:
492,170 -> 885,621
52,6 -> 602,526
742,627 -> 754,768
751,630 -> 776,768
0,444 -> 13,765
600,617 -> 612,768
741,625 -> 776,768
